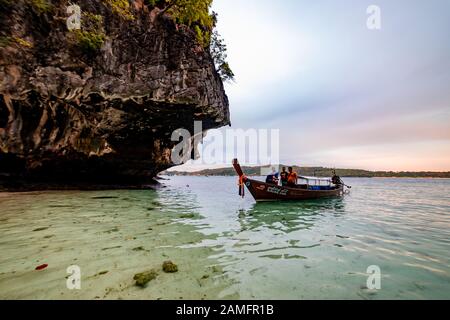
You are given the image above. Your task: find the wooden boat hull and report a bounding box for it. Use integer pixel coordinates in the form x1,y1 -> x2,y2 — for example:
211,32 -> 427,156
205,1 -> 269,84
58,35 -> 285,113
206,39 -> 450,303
243,178 -> 344,202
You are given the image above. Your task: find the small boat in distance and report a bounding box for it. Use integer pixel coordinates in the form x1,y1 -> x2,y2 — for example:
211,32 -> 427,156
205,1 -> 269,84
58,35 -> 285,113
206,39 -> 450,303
233,159 -> 349,202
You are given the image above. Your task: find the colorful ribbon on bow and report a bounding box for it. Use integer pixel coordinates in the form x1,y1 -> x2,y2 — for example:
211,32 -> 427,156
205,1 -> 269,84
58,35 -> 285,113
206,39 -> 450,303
238,175 -> 246,198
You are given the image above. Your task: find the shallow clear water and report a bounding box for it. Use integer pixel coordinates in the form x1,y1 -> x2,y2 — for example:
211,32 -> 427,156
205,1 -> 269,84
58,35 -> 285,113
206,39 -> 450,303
0,177 -> 449,299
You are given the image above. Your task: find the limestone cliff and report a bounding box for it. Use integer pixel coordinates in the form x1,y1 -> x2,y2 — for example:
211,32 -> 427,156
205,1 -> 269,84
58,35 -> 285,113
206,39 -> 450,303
0,0 -> 230,189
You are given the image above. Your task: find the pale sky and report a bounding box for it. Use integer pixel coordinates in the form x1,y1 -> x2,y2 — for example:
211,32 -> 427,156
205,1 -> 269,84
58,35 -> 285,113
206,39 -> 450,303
173,0 -> 450,172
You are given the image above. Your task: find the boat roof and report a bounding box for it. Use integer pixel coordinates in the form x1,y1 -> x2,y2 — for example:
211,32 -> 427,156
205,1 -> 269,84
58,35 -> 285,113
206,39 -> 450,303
298,176 -> 332,182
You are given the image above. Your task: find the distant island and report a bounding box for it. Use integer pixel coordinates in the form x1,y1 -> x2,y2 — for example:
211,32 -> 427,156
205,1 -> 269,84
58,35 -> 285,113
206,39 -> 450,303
163,165 -> 450,178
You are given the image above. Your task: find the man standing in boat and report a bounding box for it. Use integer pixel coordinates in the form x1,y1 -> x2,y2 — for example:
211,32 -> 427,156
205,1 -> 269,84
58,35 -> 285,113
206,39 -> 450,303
287,167 -> 298,187
280,167 -> 289,186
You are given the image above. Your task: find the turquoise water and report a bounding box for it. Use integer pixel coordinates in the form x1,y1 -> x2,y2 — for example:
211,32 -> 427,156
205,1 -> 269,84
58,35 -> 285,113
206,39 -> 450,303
0,177 -> 449,299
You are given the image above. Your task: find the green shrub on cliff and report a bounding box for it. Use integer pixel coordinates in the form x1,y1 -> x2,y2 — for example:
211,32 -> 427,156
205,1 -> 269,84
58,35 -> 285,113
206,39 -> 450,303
84,12 -> 104,23
0,36 -> 33,49
0,36 -> 13,48
15,37 -> 33,48
71,11 -> 106,53
29,0 -> 52,13
103,0 -> 134,20
74,30 -> 105,52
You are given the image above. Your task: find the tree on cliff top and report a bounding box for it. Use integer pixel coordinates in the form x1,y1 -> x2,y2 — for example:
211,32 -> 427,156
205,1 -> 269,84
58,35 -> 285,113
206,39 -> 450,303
210,30 -> 235,82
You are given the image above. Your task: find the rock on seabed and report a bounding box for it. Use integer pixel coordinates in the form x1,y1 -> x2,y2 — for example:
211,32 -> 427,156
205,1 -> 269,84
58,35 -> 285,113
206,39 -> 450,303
162,261 -> 178,273
134,270 -> 158,287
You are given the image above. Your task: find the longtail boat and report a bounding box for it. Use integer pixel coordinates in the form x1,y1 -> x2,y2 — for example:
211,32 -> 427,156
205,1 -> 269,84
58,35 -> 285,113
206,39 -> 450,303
233,159 -> 349,202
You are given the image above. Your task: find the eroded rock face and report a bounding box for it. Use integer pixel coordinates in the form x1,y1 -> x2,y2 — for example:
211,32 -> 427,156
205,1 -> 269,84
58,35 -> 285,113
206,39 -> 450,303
0,0 -> 229,189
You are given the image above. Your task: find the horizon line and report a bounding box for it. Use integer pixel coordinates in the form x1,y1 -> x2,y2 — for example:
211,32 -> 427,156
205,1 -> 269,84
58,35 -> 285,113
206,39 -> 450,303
168,164 -> 450,173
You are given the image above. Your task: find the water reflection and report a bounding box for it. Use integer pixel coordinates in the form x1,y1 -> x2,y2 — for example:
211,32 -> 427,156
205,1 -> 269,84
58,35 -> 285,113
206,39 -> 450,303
237,198 -> 346,233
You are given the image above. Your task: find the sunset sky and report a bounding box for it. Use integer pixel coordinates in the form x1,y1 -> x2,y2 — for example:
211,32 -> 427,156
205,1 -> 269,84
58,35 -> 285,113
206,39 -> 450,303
174,0 -> 450,172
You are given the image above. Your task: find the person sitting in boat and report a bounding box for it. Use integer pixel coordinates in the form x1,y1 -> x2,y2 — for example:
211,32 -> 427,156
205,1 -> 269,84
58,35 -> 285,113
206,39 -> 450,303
287,167 -> 298,187
332,170 -> 342,186
280,167 -> 289,186
265,167 -> 279,185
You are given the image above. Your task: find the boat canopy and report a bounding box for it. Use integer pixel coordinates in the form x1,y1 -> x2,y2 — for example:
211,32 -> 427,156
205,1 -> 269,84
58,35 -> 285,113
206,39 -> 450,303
298,176 -> 333,186
299,176 -> 332,182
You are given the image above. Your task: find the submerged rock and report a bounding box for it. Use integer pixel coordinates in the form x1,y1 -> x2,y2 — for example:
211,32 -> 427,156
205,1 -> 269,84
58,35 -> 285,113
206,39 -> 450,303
94,270 -> 109,277
162,261 -> 178,273
32,227 -> 49,232
0,0 -> 229,190
133,270 -> 158,287
179,213 -> 195,219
